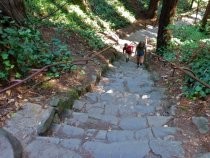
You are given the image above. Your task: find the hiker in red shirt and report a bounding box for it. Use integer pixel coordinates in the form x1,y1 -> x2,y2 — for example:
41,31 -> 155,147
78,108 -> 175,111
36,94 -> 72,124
123,43 -> 134,62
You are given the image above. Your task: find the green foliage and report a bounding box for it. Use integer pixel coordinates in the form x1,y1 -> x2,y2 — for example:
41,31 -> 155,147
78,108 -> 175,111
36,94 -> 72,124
203,22 -> 210,34
183,45 -> 210,98
163,51 -> 176,61
177,0 -> 192,13
0,16 -> 72,82
137,0 -> 149,10
25,0 -> 135,49
164,24 -> 210,99
89,0 -> 132,29
177,0 -> 209,13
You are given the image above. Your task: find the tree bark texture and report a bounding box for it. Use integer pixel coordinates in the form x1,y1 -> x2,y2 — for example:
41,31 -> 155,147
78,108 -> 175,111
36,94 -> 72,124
146,0 -> 160,19
156,0 -> 179,54
0,0 -> 26,25
201,0 -> 210,29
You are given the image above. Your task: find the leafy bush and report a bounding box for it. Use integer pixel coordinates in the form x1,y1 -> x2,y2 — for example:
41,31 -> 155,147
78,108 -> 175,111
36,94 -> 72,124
183,45 -> 210,98
177,0 -> 192,13
164,24 -> 210,98
0,16 -> 72,83
137,0 -> 149,10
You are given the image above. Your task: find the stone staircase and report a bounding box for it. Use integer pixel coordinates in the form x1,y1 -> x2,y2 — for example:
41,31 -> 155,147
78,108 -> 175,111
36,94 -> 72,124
23,60 -> 185,158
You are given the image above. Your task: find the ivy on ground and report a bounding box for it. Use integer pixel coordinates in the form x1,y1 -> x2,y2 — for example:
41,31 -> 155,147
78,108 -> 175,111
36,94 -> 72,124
0,16 -> 72,83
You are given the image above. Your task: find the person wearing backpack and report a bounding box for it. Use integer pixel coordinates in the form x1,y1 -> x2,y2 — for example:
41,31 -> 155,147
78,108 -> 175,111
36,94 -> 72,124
135,40 -> 146,68
123,43 -> 134,62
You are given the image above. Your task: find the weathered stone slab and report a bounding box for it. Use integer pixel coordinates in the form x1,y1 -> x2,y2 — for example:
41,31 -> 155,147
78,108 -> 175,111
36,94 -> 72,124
83,141 -> 150,158
107,130 -> 135,142
134,105 -> 156,115
104,104 -> 119,115
66,112 -> 89,126
87,107 -> 104,114
119,117 -> 148,130
147,116 -> 172,127
198,153 -> 210,158
25,139 -> 81,158
150,140 -> 184,158
95,130 -> 107,140
85,102 -> 105,110
37,107 -> 55,135
100,92 -> 123,104
127,79 -> 153,94
73,100 -> 86,111
118,105 -> 136,116
0,135 -> 14,158
104,82 -> 125,92
0,128 -> 22,158
48,96 -> 68,107
36,136 -> 81,150
192,117 -> 209,134
85,129 -> 97,138
52,124 -> 84,138
3,103 -> 54,145
84,92 -> 100,104
148,90 -> 165,100
152,127 -> 177,140
135,128 -> 154,140
88,114 -> 119,126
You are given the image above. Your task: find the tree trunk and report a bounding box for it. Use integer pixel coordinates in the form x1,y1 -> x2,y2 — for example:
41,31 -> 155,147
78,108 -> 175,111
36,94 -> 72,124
195,0 -> 201,23
146,0 -> 160,19
156,0 -> 179,54
190,0 -> 195,9
201,0 -> 210,29
0,0 -> 26,25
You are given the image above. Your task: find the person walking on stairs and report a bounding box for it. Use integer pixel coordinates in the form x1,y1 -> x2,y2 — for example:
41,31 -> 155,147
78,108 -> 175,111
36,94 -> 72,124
135,37 -> 147,68
123,43 -> 134,62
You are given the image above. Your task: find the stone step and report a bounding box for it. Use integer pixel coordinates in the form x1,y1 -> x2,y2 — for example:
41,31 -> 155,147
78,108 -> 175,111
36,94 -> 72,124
0,128 -> 23,158
118,116 -> 172,130
50,124 -> 86,139
72,91 -> 166,117
24,136 -> 82,158
50,122 -> 178,143
83,140 -> 150,158
100,80 -> 155,94
149,139 -> 185,158
82,139 -> 184,158
65,112 -> 120,130
26,136 -> 183,158
64,111 -> 172,130
71,101 -> 161,119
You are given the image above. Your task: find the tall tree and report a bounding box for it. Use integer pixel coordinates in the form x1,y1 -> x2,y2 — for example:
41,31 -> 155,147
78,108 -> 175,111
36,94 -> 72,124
146,0 -> 160,19
195,0 -> 201,23
201,0 -> 210,29
156,0 -> 179,54
190,0 -> 195,9
0,0 -> 26,25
